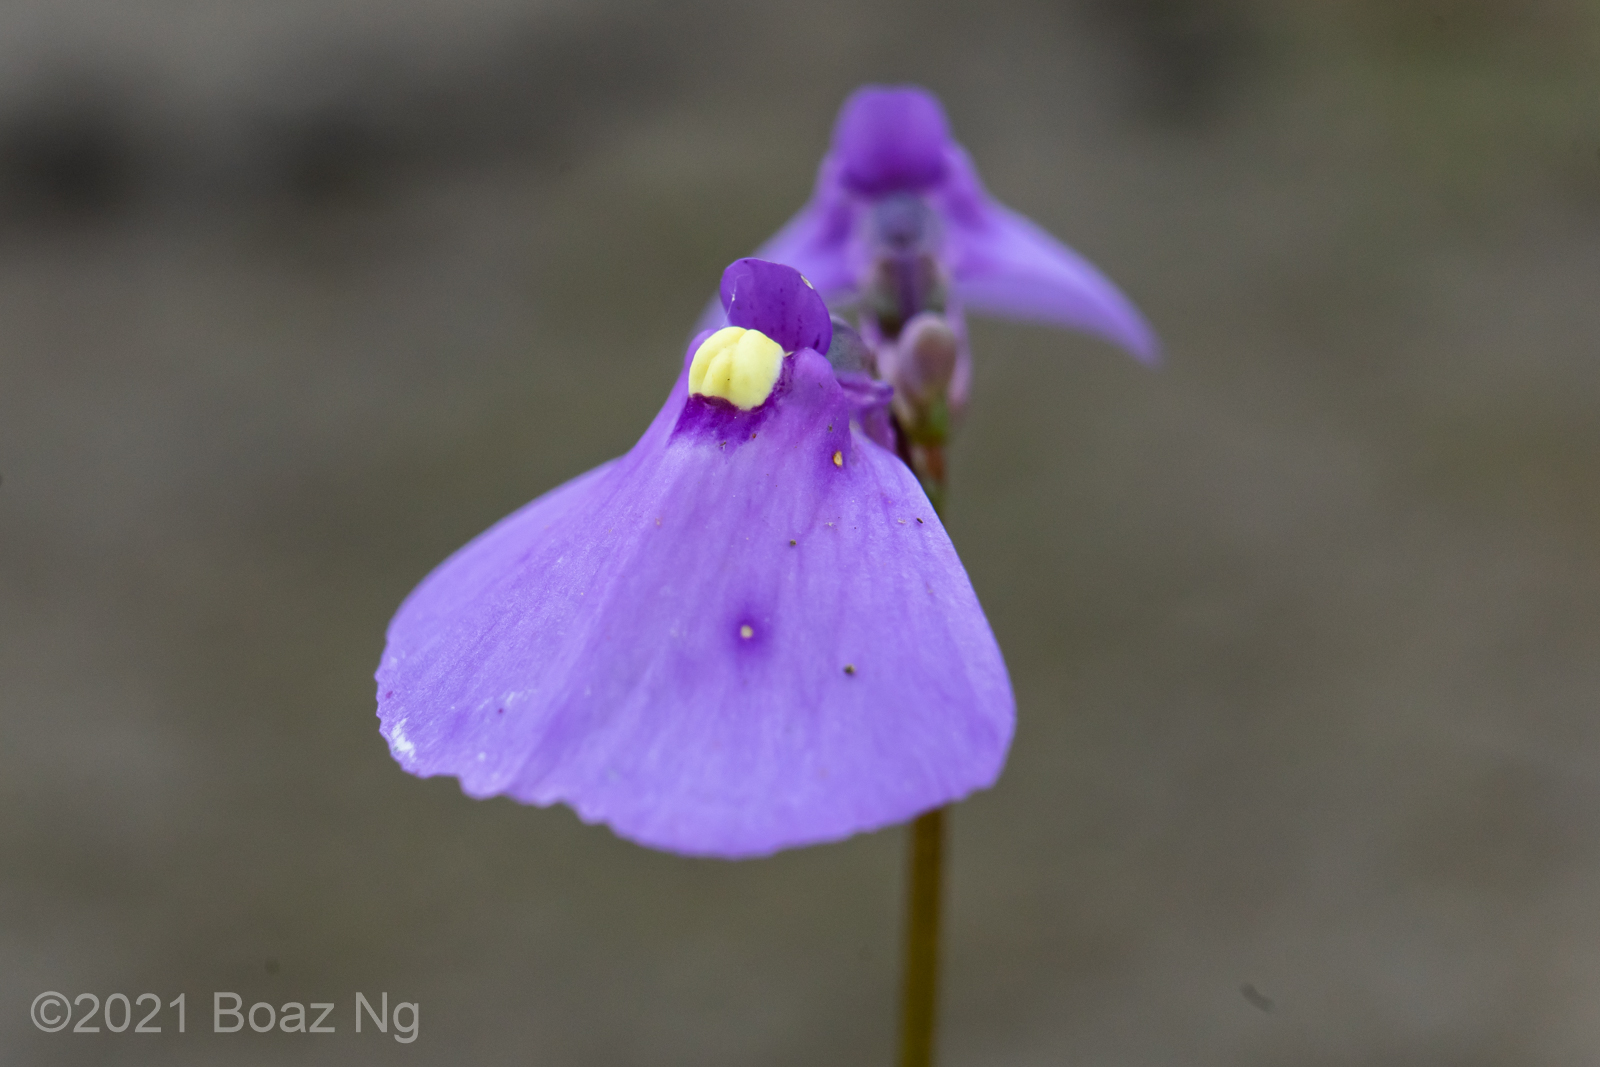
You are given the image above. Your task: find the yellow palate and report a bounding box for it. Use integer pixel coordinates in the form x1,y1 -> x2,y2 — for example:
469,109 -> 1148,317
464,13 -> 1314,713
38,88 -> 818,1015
688,327 -> 784,409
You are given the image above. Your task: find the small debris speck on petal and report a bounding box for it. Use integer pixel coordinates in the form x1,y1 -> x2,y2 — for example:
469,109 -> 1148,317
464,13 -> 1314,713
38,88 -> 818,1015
832,451 -> 843,467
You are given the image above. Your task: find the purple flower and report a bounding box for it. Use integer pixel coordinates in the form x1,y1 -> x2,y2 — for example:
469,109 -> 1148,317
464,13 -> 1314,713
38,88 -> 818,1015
377,259 -> 1013,858
706,84 -> 1158,366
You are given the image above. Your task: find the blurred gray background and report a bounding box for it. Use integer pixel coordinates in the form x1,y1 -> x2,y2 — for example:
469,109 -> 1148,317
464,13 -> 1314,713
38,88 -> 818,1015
3,1 -> 1598,1064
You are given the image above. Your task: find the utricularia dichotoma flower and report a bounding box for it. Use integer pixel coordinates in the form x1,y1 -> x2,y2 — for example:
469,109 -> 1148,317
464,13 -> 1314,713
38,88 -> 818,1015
377,259 -> 1013,858
703,83 -> 1157,429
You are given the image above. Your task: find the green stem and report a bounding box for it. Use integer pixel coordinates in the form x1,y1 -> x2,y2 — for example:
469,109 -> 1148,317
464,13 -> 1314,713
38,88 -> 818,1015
893,418 -> 950,1067
897,806 -> 946,1067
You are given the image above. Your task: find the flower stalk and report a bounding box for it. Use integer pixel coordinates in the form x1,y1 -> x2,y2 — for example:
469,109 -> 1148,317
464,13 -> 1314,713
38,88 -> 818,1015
892,323 -> 951,1067
898,806 -> 946,1067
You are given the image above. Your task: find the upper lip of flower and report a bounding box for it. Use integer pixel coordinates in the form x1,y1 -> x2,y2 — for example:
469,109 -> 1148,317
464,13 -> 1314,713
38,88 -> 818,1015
705,83 -> 1160,365
832,85 -> 953,196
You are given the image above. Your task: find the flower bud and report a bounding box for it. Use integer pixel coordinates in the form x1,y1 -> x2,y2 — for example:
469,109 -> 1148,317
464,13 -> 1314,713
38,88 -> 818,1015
889,313 -> 958,408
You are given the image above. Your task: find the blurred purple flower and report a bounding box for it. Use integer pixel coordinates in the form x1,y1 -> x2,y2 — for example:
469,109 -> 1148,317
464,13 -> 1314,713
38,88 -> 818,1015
377,259 -> 1013,858
705,84 -> 1158,369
